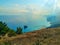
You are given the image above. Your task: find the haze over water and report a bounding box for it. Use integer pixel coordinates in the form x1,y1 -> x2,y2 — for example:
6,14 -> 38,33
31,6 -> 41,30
0,0 -> 60,32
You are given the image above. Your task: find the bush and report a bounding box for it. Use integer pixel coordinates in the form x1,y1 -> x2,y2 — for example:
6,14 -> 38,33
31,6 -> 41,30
34,40 -> 41,45
0,21 -> 23,37
4,41 -> 11,45
16,27 -> 22,34
0,22 -> 9,36
8,30 -> 16,37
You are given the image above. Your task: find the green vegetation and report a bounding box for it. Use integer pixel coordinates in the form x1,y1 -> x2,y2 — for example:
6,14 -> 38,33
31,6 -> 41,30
35,40 -> 40,45
0,21 -> 9,36
16,27 -> 22,34
0,21 -> 23,37
8,30 -> 16,37
34,40 -> 41,45
4,41 -> 11,45
0,41 -> 11,45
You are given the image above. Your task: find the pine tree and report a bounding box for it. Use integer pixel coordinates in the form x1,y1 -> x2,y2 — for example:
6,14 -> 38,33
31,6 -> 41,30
16,27 -> 22,34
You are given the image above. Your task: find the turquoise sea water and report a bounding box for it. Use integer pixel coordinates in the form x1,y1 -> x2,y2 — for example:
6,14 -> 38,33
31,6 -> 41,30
0,15 -> 52,32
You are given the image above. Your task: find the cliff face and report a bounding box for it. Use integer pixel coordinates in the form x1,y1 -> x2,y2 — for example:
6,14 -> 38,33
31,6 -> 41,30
0,27 -> 60,45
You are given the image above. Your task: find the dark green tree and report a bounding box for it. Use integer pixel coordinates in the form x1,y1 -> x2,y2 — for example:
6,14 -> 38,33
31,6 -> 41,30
16,27 -> 22,34
0,21 -> 16,37
0,21 -> 9,36
8,29 -> 16,37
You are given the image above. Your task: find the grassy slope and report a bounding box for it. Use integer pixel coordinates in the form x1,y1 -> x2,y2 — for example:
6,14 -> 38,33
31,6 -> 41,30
0,27 -> 60,45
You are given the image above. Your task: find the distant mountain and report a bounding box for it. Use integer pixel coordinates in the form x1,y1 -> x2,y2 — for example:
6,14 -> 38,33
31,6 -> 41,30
0,27 -> 60,45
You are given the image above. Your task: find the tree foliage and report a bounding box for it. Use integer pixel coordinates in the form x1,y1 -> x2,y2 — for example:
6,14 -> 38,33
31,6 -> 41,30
0,21 -> 9,36
16,27 -> 22,34
0,21 -> 23,37
8,29 -> 16,37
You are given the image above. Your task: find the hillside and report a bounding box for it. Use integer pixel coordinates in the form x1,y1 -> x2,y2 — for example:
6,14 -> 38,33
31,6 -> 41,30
0,27 -> 60,45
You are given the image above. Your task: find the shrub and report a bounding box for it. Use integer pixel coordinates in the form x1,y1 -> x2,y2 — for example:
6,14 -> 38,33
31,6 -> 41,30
8,30 -> 16,37
16,27 -> 22,34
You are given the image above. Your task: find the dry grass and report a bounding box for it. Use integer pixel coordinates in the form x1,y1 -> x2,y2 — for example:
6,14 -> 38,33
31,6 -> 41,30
0,27 -> 60,45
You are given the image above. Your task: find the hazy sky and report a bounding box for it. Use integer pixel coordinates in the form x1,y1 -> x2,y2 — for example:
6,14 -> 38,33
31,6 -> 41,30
0,0 -> 60,15
0,0 -> 60,32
